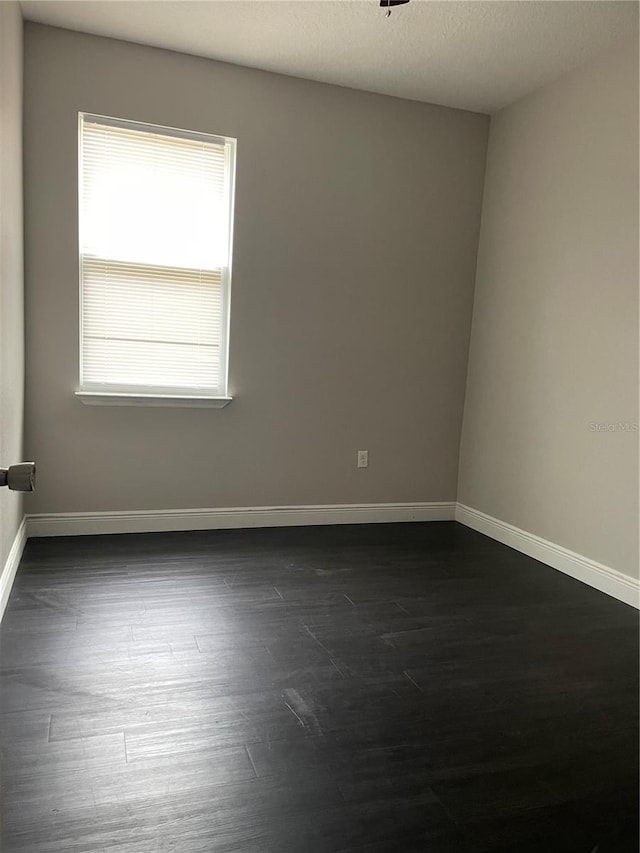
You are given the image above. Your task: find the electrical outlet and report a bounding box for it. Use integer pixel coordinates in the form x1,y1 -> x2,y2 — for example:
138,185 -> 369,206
357,450 -> 368,468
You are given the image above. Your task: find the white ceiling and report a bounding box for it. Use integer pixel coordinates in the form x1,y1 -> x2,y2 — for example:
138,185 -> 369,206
20,0 -> 638,114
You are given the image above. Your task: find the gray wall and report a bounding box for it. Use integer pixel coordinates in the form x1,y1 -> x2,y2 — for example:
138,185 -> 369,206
458,38 -> 639,579
0,3 -> 25,567
23,23 -> 489,514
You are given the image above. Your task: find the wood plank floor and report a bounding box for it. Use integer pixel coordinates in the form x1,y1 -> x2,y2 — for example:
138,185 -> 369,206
0,522 -> 638,852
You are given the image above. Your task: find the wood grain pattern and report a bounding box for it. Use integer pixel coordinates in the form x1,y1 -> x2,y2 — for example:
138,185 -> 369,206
1,522 -> 638,852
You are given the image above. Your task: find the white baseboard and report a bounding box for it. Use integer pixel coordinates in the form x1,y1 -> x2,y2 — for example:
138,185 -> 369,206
18,501 -> 640,611
456,503 -> 640,609
26,501 -> 457,538
0,517 -> 27,621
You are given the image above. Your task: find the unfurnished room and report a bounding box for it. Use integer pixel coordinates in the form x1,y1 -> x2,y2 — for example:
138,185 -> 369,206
0,0 -> 638,850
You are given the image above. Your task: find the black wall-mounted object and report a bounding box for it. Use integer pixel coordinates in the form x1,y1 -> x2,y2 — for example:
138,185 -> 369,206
380,0 -> 410,7
0,462 -> 36,491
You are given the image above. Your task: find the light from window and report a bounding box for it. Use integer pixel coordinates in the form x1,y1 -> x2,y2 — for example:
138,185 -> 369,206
78,113 -> 236,396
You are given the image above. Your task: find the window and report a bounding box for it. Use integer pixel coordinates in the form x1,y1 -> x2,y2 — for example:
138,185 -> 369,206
77,113 -> 236,406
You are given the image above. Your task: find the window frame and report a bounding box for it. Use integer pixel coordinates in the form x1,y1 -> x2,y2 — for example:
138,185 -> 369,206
76,112 -> 236,408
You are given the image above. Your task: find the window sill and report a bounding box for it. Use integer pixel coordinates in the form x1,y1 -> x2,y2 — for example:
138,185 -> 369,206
75,392 -> 232,409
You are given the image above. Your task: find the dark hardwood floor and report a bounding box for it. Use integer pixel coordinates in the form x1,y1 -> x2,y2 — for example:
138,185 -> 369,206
0,522 -> 638,852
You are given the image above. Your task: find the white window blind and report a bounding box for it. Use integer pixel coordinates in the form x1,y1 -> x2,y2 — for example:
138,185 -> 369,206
78,113 -> 236,396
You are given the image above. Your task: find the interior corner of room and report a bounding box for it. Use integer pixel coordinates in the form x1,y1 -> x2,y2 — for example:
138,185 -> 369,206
1,3 -> 639,610
1,2 -> 638,610
0,1 -> 638,848
3,4 -> 637,609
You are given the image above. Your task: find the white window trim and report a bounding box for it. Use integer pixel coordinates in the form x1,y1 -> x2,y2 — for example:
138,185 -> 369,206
75,391 -> 232,408
77,112 -> 236,407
